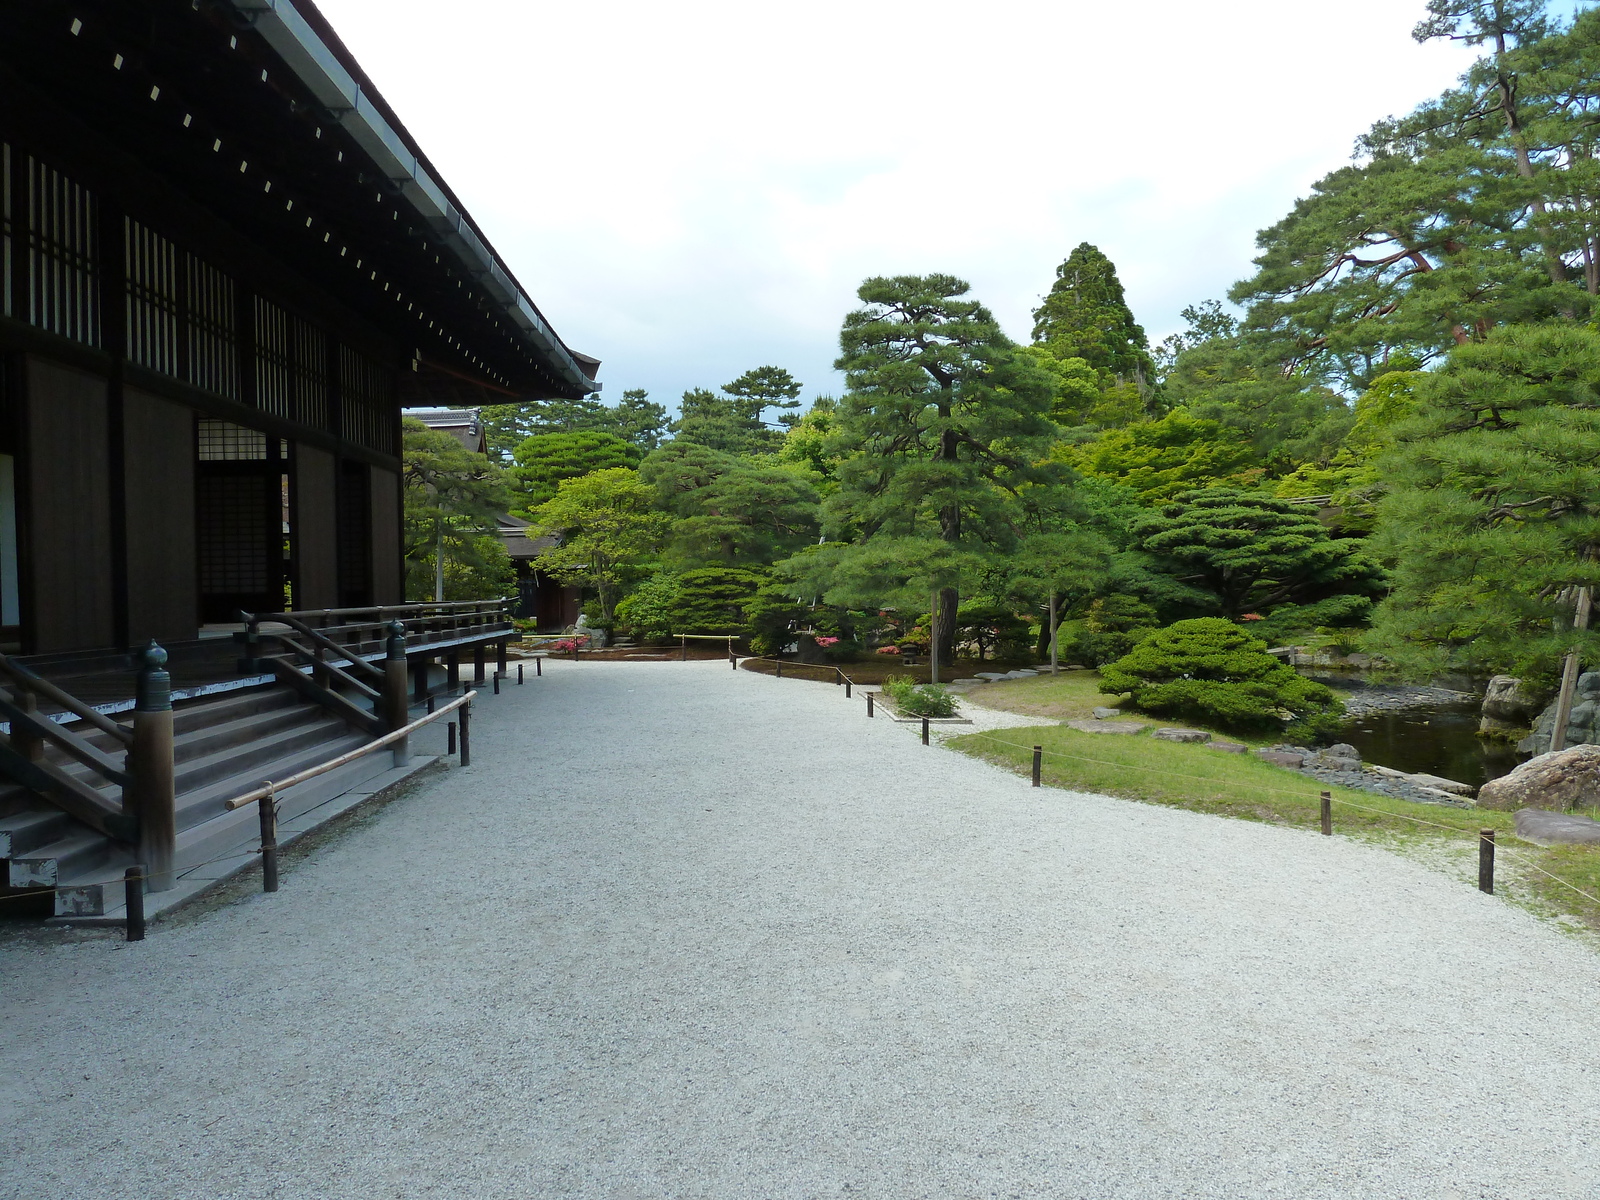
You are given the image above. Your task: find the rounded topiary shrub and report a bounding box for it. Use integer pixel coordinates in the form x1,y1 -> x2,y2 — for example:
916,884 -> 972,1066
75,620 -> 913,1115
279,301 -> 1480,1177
1099,617 -> 1339,731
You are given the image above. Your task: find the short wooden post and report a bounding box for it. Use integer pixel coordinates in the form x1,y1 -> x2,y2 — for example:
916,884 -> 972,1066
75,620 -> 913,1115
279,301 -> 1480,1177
1479,829 -> 1495,894
384,621 -> 410,769
493,672 -> 500,695
447,722 -> 456,755
845,679 -> 852,699
730,653 -> 737,671
1320,791 -> 1332,836
1032,746 -> 1042,787
459,702 -> 472,767
259,787 -> 279,893
573,642 -> 579,662
776,660 -> 783,679
131,641 -> 176,893
535,657 -> 542,677
426,694 -> 436,714
866,693 -> 874,718
124,865 -> 145,942
921,716 -> 930,745
473,644 -> 486,685
518,664 -> 524,685
681,635 -> 687,662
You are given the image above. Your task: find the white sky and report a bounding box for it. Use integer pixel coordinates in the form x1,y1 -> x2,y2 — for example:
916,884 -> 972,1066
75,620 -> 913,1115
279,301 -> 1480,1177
315,0 -> 1484,411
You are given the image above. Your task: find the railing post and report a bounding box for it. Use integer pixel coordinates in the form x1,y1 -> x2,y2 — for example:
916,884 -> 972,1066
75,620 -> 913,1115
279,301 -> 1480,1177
131,641 -> 176,893
384,621 -> 410,768
459,700 -> 472,767
10,687 -> 43,762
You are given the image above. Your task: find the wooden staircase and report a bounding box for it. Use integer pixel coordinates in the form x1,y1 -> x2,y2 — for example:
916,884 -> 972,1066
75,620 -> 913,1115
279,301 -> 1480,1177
0,683 -> 380,916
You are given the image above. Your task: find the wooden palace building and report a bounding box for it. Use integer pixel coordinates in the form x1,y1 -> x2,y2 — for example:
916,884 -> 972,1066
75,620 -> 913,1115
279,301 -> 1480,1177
0,0 -> 599,918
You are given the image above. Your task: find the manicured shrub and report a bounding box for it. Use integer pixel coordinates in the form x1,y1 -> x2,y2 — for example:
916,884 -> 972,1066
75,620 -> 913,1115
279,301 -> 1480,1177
882,675 -> 957,718
1099,617 -> 1339,731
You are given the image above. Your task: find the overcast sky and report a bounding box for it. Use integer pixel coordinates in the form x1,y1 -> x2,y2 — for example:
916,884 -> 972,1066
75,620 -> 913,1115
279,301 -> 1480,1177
317,0 -> 1489,411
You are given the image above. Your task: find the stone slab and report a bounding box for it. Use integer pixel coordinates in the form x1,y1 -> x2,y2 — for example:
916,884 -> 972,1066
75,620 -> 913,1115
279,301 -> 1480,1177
1210,742 -> 1248,754
1402,772 -> 1475,797
1514,808 -> 1600,846
1092,707 -> 1121,720
1152,728 -> 1211,744
1066,719 -> 1146,735
1257,750 -> 1306,768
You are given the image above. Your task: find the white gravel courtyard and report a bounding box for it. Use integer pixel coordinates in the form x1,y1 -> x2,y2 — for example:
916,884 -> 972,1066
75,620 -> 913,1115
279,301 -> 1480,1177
4,660 -> 1600,1199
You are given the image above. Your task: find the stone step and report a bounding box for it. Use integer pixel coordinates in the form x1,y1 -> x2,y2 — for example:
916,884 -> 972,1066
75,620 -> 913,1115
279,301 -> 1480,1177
174,728 -> 373,828
0,806 -> 74,858
8,826 -> 118,889
171,712 -> 355,805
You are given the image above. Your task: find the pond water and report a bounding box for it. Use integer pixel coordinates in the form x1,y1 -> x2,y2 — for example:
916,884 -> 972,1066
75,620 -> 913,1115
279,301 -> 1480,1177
1334,701 -> 1521,788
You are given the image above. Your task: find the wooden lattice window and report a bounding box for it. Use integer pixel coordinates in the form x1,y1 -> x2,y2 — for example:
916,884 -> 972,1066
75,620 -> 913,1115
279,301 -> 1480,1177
186,256 -> 238,400
125,218 -> 181,377
25,155 -> 98,347
339,346 -> 396,455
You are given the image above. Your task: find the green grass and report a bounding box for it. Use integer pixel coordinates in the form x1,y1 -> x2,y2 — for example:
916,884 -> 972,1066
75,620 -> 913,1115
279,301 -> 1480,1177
964,668 -> 1353,745
947,721 -> 1600,936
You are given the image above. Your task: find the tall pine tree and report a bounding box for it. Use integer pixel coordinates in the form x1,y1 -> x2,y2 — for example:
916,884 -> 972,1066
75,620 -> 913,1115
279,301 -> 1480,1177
1032,243 -> 1156,408
804,274 -> 1057,662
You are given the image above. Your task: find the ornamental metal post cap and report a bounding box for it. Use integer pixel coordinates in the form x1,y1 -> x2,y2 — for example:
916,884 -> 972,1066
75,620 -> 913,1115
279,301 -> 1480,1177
135,638 -> 172,712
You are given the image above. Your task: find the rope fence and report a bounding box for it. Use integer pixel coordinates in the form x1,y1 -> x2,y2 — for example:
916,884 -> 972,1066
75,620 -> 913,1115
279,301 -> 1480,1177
961,729 -> 1600,912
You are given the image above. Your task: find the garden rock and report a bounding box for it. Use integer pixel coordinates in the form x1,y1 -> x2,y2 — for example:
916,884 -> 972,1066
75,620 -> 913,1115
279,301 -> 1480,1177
1514,808 -> 1600,846
1006,670 -> 1039,679
1210,742 -> 1248,754
1402,772 -> 1475,798
1066,719 -> 1146,735
975,672 -> 1009,681
1518,672 -> 1600,755
1152,728 -> 1211,744
1092,707 -> 1121,719
1257,750 -> 1307,768
1477,744 -> 1600,811
1480,675 -> 1543,738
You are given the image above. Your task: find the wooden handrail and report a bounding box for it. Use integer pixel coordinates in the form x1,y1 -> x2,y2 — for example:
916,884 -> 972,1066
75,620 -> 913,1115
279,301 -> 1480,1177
0,657 -> 135,747
0,692 -> 128,786
267,617 -> 385,683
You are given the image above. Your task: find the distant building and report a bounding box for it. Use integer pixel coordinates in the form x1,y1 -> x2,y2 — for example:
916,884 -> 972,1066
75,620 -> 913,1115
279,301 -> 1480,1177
401,407 -> 488,456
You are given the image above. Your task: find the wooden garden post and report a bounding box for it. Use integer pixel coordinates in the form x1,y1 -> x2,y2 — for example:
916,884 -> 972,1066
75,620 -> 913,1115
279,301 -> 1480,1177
1549,587 -> 1592,753
384,621 -> 410,768
131,641 -> 176,893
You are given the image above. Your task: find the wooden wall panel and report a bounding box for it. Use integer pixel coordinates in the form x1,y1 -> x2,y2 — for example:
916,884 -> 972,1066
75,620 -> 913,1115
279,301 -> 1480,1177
24,358 -> 113,651
369,464 -> 402,604
123,388 -> 197,642
293,444 -> 338,610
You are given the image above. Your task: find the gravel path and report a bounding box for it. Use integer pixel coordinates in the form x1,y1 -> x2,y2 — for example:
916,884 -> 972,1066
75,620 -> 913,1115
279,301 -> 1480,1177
4,661 -> 1600,1199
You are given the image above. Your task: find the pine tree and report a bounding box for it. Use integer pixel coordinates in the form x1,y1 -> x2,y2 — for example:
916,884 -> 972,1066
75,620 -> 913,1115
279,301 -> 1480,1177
813,273 -> 1057,662
1032,243 -> 1156,403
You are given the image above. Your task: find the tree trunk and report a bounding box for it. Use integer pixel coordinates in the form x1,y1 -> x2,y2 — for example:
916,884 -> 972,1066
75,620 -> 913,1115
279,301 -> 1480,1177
434,520 -> 445,603
1049,591 -> 1059,675
937,586 -> 958,670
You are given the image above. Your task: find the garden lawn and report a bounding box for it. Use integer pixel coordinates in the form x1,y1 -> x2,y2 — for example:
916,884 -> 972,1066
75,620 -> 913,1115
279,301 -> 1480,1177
967,668 -> 1355,746
948,723 -> 1600,935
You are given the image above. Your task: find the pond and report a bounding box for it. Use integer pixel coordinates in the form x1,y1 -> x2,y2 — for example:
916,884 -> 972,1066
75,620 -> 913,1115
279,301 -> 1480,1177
1334,700 -> 1522,789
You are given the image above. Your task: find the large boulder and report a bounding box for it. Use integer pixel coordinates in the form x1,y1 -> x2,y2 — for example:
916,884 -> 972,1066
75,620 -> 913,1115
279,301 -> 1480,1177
1481,675 -> 1544,738
1477,744 -> 1600,811
1517,672 -> 1600,754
